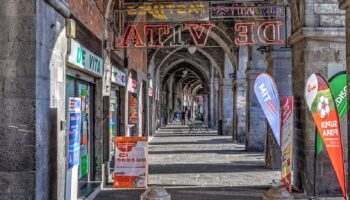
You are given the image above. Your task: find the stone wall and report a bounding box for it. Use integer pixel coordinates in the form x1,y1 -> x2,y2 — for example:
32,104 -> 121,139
0,0 -> 67,199
0,0 -> 37,199
36,1 -> 67,199
289,30 -> 346,196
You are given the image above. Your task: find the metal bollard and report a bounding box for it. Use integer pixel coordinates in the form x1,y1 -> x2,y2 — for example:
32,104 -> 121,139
140,186 -> 171,200
263,183 -> 294,200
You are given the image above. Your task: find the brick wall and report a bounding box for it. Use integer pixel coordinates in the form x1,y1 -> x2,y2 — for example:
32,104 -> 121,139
69,0 -> 104,40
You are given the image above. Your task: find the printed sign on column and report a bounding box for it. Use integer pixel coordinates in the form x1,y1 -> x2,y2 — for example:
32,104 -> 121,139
305,73 -> 347,199
68,98 -> 81,168
129,94 -> 138,124
114,137 -> 148,188
254,73 -> 281,145
281,96 -> 293,192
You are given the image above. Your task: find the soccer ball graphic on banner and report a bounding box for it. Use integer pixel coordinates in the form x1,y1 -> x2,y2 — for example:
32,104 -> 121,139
317,96 -> 330,119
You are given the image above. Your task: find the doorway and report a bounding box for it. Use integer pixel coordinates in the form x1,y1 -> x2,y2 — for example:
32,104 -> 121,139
66,75 -> 94,194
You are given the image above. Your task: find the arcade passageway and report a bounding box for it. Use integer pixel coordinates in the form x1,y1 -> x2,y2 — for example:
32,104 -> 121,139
2,0 -> 350,199
96,122 -> 288,200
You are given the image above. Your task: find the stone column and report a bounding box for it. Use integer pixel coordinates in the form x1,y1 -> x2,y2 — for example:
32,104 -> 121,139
213,77 -> 219,130
288,0 -> 346,195
234,47 -> 248,143
167,91 -> 173,123
218,79 -> 224,135
0,1 -> 68,199
203,94 -> 209,123
161,91 -> 167,126
167,75 -> 174,123
222,78 -> 234,136
209,78 -> 215,128
222,54 -> 234,136
234,80 -> 247,143
340,0 -> 350,196
246,49 -> 267,152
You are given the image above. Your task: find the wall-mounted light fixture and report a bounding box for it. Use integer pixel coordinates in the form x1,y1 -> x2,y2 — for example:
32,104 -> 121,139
229,72 -> 236,79
188,45 -> 197,54
256,46 -> 269,55
182,69 -> 188,76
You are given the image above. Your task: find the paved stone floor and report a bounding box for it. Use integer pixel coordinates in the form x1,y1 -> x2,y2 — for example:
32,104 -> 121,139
96,123 -> 307,200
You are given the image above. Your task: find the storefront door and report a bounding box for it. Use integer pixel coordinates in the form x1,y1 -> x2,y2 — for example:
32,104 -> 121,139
66,75 -> 94,194
108,90 -> 118,183
149,96 -> 153,136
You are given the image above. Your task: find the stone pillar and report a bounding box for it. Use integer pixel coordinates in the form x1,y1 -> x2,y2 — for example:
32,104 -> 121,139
161,91 -> 167,126
209,78 -> 215,128
234,47 -> 248,143
222,54 -> 234,136
0,1 -> 68,199
218,79 -> 224,135
167,91 -> 173,123
211,77 -> 219,129
234,80 -> 247,143
203,94 -> 209,123
288,0 -> 346,195
246,49 -> 267,152
222,78 -> 233,136
266,49 -> 292,169
340,0 -> 350,196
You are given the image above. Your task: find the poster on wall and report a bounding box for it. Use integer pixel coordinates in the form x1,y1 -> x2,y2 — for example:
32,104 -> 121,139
68,98 -> 81,168
254,73 -> 281,145
113,137 -> 148,188
129,94 -> 138,124
305,73 -> 347,199
316,72 -> 347,155
281,96 -> 293,192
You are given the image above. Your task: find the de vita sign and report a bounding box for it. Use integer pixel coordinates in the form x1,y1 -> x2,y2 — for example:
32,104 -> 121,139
68,39 -> 103,77
115,21 -> 284,48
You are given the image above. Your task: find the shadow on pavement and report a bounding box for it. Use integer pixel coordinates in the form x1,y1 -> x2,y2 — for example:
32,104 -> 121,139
150,138 -> 235,145
95,185 -> 308,200
149,162 -> 272,174
149,149 -> 247,155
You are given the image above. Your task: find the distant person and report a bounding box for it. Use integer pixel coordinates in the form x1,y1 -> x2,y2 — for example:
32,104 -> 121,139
187,111 -> 191,122
181,109 -> 186,125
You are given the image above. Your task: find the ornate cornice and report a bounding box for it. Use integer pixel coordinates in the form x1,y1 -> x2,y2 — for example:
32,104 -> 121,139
288,27 -> 346,45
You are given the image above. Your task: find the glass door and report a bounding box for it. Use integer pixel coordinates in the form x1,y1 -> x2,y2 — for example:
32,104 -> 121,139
77,81 -> 91,184
108,91 -> 118,183
66,75 -> 93,188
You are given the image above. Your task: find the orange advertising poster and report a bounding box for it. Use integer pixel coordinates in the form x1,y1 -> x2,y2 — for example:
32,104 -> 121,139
305,73 -> 347,199
113,137 -> 148,188
129,95 -> 138,124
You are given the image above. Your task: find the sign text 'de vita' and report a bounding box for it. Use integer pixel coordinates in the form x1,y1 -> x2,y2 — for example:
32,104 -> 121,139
115,21 -> 284,48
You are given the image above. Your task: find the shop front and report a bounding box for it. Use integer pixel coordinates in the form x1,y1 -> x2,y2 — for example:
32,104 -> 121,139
148,80 -> 154,136
108,66 -> 127,183
65,38 -> 103,199
127,75 -> 138,136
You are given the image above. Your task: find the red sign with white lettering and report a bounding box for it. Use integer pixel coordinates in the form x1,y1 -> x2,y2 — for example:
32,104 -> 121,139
114,21 -> 284,48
